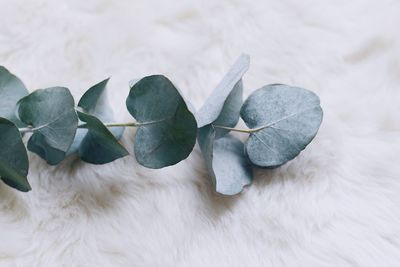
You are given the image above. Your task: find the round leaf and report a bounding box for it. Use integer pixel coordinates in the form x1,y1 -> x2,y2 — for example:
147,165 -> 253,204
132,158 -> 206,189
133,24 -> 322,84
240,84 -> 323,167
0,66 -> 29,126
198,125 -> 252,195
77,111 -> 129,164
0,118 -> 30,192
18,87 -> 78,165
126,75 -> 197,169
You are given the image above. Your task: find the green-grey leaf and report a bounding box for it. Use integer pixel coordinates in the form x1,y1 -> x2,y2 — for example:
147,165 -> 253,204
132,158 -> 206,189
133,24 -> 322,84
77,111 -> 129,164
18,87 -> 78,165
126,75 -> 197,169
198,125 -> 252,195
196,54 -> 249,128
240,84 -> 323,167
0,118 -> 30,192
27,134 -> 66,165
78,78 -> 109,117
67,78 -> 124,158
0,66 -> 29,126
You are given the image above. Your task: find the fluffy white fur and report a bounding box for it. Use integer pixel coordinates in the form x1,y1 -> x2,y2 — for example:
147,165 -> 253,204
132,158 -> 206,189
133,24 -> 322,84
1,0 -> 400,266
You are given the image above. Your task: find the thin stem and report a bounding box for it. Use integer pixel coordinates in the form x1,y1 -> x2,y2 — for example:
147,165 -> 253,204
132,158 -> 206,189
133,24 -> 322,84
212,124 -> 255,134
19,122 -> 140,133
78,122 -> 141,129
19,126 -> 34,134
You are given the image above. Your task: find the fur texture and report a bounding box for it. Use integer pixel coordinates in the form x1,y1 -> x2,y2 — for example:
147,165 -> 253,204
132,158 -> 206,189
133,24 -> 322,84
0,0 -> 400,266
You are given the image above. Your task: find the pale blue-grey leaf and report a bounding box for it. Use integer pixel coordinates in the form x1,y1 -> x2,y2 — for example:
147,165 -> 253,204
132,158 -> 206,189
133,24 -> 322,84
196,54 -> 249,128
198,125 -> 252,195
240,84 -> 323,167
196,55 -> 251,194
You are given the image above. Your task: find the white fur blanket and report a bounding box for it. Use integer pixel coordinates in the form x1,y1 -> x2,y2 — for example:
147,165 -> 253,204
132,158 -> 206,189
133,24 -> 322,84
1,0 -> 400,266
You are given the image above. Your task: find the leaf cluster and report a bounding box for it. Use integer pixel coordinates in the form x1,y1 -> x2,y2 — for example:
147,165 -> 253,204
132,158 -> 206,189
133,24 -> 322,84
0,55 -> 323,195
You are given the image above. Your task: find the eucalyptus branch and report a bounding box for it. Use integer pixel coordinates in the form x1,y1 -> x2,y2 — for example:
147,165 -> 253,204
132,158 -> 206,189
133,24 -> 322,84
0,55 -> 323,196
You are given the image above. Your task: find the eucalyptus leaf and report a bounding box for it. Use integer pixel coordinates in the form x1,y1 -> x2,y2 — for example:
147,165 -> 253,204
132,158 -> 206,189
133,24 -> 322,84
0,66 -> 29,126
196,55 -> 252,194
78,78 -> 111,118
18,87 -> 79,165
240,84 -> 323,167
0,118 -> 30,192
126,75 -> 197,168
67,78 -> 124,160
198,126 -> 252,195
77,112 -> 129,164
196,54 -> 250,128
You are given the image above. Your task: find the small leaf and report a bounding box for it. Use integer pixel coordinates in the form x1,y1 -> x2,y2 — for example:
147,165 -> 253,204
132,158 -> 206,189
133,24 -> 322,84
78,78 -> 110,117
77,112 -> 129,164
0,118 -> 30,192
67,78 -> 124,159
126,75 -> 197,168
18,87 -> 78,165
196,54 -> 249,128
240,84 -> 323,167
198,126 -> 252,195
0,66 -> 29,126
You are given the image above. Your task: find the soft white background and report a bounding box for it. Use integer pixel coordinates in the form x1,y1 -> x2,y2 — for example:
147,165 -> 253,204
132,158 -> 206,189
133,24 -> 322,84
0,0 -> 400,266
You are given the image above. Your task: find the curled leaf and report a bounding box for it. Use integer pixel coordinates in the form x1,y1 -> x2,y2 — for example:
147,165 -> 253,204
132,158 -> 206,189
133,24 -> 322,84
197,54 -> 252,195
0,118 -> 30,192
198,126 -> 252,195
240,84 -> 323,167
126,75 -> 197,168
18,87 -> 78,165
0,66 -> 29,126
196,54 -> 250,128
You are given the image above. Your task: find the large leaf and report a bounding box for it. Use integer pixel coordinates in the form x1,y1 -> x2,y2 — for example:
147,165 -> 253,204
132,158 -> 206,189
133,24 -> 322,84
198,126 -> 252,195
240,84 -> 323,167
0,118 -> 30,192
18,87 -> 78,165
67,78 -> 124,162
196,54 -> 250,128
76,112 -> 129,164
126,75 -> 197,169
0,66 -> 29,126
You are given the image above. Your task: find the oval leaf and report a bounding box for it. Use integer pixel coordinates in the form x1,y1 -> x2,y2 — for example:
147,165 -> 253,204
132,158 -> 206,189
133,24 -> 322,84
67,78 -> 124,160
196,54 -> 250,128
198,126 -> 252,195
240,84 -> 323,167
0,66 -> 29,126
77,111 -> 129,164
0,118 -> 30,192
126,75 -> 197,169
18,87 -> 78,165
